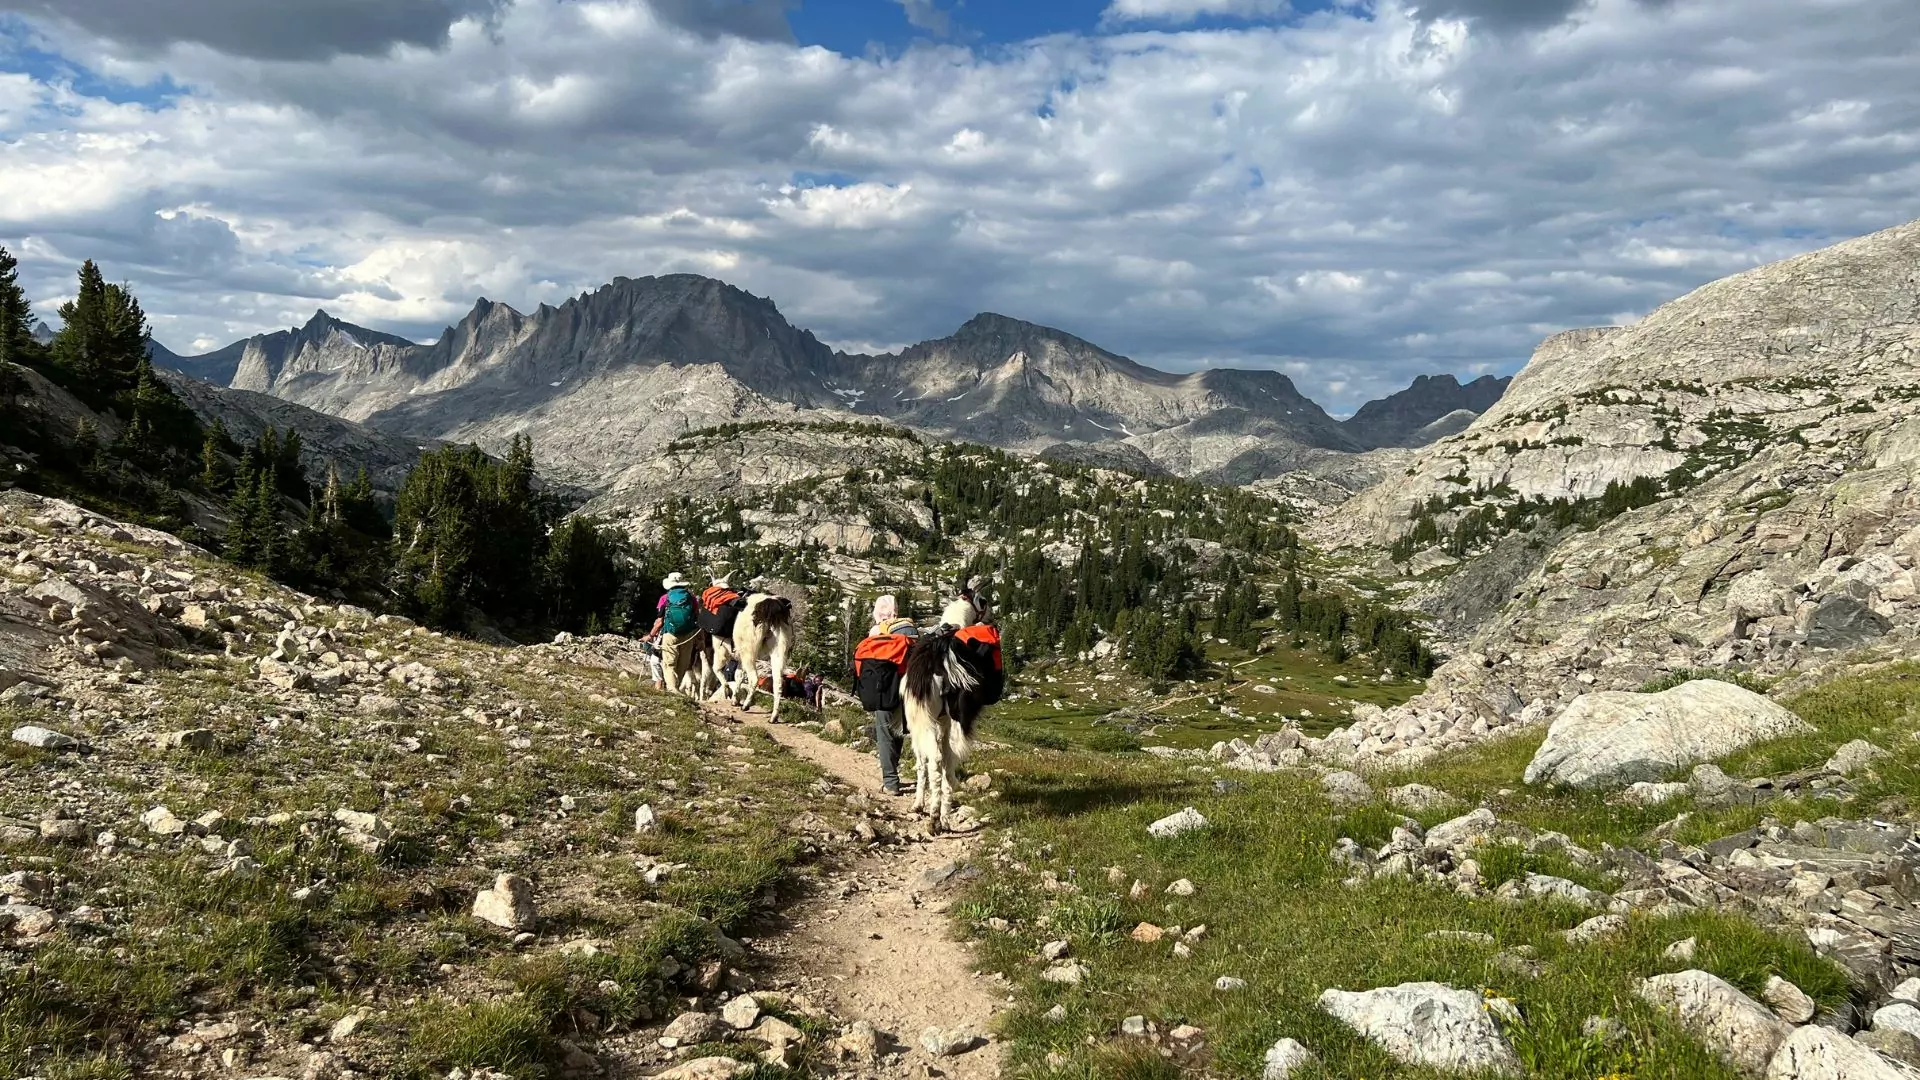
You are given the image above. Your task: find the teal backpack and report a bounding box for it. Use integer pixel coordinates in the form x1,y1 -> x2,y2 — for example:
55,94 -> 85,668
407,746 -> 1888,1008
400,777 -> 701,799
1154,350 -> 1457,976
662,587 -> 698,636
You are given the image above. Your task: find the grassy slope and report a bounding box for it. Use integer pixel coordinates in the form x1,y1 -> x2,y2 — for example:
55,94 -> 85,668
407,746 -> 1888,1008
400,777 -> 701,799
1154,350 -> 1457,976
0,535 -> 849,1080
956,665 -> 1920,1079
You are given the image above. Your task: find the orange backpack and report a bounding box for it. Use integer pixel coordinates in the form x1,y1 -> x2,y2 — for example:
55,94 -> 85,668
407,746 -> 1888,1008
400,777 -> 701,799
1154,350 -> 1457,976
953,624 -> 1005,703
853,634 -> 911,711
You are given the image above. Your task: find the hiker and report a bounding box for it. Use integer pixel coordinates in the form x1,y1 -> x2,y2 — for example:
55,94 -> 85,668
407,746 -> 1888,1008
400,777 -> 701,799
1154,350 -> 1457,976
853,594 -> 918,795
656,572 -> 703,697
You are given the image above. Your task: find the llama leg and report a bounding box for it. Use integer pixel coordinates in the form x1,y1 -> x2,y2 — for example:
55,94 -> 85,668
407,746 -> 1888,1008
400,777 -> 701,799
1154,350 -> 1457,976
767,637 -> 788,723
905,701 -> 936,817
737,637 -> 759,710
940,727 -> 960,828
710,634 -> 729,703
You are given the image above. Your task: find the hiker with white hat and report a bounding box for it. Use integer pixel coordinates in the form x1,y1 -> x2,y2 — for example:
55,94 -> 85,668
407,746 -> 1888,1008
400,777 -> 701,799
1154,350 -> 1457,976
648,572 -> 704,697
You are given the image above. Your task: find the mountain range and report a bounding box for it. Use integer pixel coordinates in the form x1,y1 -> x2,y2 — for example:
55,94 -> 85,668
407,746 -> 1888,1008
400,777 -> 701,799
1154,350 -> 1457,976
132,276 -> 1509,486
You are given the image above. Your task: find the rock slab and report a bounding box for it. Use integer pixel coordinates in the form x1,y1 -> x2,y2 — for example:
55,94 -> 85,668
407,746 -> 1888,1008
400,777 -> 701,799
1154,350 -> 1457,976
1525,681 -> 1809,790
1638,969 -> 1791,1075
1766,1024 -> 1913,1079
1319,981 -> 1520,1075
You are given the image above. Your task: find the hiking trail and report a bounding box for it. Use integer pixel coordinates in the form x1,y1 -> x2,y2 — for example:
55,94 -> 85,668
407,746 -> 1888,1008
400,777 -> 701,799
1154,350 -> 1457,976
725,702 -> 1008,1079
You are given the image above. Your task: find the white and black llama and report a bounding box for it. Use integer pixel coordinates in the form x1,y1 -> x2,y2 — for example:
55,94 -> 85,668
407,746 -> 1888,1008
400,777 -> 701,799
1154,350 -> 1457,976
704,592 -> 798,722
901,600 -> 1004,833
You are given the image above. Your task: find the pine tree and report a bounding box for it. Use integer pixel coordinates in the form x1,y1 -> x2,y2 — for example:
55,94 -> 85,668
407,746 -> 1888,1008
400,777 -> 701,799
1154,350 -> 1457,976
319,464 -> 343,525
0,245 -> 43,369
199,423 -> 228,491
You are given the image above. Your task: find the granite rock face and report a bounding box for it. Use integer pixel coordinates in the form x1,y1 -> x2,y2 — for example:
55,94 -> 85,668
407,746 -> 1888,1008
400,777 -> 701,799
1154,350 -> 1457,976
1523,681 -> 1810,790
1299,218 -> 1920,770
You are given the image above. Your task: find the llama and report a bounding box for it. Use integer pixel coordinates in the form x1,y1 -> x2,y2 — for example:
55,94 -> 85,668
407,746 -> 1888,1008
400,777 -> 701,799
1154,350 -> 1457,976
901,600 -> 988,833
706,593 -> 797,721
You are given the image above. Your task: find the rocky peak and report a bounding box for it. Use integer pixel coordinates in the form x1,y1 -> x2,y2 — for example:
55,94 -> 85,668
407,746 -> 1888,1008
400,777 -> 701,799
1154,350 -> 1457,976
30,320 -> 53,345
1342,373 -> 1513,450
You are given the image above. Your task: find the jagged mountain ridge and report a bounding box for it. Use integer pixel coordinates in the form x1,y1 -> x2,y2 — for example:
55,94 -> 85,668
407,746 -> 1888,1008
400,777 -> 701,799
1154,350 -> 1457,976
143,276 -> 1499,485
1340,373 -> 1512,449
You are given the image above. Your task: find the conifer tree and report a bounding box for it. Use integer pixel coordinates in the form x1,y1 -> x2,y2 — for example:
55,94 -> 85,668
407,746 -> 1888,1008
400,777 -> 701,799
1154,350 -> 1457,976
0,245 -> 43,369
199,423 -> 229,491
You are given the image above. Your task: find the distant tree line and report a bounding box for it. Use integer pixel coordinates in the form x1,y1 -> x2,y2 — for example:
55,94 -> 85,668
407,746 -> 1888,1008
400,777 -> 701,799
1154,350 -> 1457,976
1389,476 -> 1666,563
1,247 -> 669,640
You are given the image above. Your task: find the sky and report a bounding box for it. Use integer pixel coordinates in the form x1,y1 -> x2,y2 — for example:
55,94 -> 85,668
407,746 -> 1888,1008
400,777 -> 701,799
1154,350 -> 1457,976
1,0 -> 1917,410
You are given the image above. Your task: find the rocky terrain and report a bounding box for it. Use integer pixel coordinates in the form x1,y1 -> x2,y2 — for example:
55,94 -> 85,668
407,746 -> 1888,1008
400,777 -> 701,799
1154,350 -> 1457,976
0,489 -> 1016,1080
15,209 -> 1920,1078
1286,217 -> 1920,773
145,278 -> 1502,486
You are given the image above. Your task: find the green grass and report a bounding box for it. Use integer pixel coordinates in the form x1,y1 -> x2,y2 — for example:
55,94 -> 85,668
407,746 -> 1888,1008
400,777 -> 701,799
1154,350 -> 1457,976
991,643 -> 1426,756
960,753 -> 1834,1079
0,609 -> 849,1080
956,664 -> 1920,1078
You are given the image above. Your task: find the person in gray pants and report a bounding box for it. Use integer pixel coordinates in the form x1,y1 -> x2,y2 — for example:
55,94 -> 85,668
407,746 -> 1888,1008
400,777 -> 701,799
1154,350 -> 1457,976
859,595 -> 918,795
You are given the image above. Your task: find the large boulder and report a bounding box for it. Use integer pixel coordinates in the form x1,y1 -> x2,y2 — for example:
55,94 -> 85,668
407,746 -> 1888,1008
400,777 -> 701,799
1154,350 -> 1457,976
1318,982 -> 1520,1075
1638,970 -> 1791,1075
1766,1025 -> 1915,1079
1524,681 -> 1809,790
1807,597 -> 1894,650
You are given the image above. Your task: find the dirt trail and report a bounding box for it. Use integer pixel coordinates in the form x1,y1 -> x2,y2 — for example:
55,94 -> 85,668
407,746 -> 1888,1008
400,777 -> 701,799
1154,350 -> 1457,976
724,704 -> 1007,1079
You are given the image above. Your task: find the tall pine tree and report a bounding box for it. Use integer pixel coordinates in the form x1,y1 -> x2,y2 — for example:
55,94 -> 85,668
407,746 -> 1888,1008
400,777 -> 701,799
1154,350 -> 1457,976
0,246 -> 43,370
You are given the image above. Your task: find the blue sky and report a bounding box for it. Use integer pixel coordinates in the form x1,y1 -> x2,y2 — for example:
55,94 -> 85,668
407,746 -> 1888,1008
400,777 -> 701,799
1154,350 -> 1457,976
2,0 -> 1918,410
787,0 -> 1337,53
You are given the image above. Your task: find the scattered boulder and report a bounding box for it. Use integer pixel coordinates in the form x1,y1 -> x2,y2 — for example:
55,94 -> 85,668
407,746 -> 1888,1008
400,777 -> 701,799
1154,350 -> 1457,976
1766,1024 -> 1912,1079
329,1010 -> 368,1043
722,995 -> 761,1030
1041,960 -> 1088,985
1262,1037 -> 1319,1079
654,1059 -> 751,1080
1388,783 -> 1460,813
1764,976 -> 1818,1025
157,729 -> 215,751
1827,740 -> 1890,777
921,1027 -> 981,1056
1424,808 -> 1497,853
1806,597 -> 1893,650
1321,771 -> 1374,806
1637,970 -> 1791,1075
1854,1028 -> 1920,1069
1147,807 -> 1209,839
1524,681 -> 1809,790
141,806 -> 188,836
1563,914 -> 1628,944
1319,982 -> 1520,1075
11,725 -> 84,752
835,1021 -> 882,1062
1496,873 -> 1611,910
1624,781 -> 1692,807
1872,1004 -> 1920,1041
662,1011 -> 725,1046
472,873 -> 537,931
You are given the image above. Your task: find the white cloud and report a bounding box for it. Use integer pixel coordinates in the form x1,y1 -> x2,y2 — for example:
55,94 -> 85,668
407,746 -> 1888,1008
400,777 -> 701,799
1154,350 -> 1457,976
1100,0 -> 1291,27
2,0 -> 1918,411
